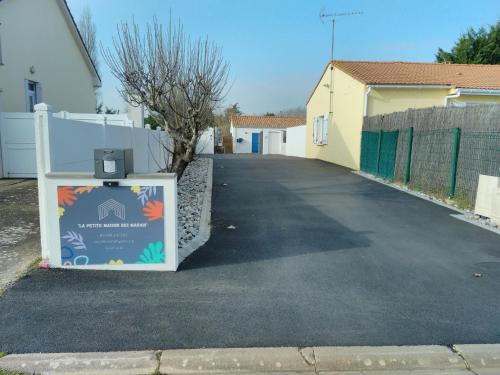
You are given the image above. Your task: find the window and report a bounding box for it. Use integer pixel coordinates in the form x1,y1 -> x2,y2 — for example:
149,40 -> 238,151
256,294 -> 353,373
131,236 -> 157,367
282,130 -> 287,143
25,80 -> 42,112
313,115 -> 329,145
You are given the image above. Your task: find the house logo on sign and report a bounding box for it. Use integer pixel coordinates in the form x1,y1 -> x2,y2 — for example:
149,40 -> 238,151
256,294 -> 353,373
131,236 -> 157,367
98,199 -> 126,221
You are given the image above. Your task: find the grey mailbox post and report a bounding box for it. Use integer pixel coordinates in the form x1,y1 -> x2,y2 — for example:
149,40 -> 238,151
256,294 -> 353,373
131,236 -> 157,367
94,149 -> 133,179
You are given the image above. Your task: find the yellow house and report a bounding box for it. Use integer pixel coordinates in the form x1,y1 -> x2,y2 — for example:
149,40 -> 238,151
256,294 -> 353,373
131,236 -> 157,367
0,0 -> 101,113
306,61 -> 500,170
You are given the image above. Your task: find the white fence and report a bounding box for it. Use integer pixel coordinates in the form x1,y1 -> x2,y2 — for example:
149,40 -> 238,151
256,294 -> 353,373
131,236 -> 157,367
54,111 -> 134,127
0,108 -> 169,178
47,115 -> 168,173
232,124 -> 306,157
196,127 -> 215,154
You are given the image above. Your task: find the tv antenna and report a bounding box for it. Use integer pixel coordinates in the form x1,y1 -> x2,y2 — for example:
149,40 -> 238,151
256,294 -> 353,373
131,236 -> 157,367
320,10 -> 363,117
320,10 -> 363,61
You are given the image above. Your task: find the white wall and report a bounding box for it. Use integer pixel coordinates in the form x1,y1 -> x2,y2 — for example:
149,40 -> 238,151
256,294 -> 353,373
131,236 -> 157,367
232,127 -> 285,154
232,126 -> 306,157
232,127 -> 255,153
285,125 -> 306,158
0,0 -> 97,113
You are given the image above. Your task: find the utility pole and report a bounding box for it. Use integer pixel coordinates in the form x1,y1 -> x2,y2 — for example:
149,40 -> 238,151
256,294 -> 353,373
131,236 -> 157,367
320,11 -> 363,118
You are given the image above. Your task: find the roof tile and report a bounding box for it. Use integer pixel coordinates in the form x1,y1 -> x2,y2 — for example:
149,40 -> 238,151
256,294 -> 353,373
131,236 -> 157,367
231,115 -> 306,128
332,60 -> 500,89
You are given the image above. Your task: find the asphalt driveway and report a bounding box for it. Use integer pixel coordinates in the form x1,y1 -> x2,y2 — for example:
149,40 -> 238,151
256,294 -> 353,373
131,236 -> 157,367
1,154 -> 499,353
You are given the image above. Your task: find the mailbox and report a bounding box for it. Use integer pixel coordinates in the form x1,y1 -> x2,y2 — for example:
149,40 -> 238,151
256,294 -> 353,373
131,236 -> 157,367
94,149 -> 133,179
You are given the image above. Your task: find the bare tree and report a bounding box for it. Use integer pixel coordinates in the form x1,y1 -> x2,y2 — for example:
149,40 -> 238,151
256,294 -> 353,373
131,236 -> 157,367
102,19 -> 229,177
78,6 -> 99,74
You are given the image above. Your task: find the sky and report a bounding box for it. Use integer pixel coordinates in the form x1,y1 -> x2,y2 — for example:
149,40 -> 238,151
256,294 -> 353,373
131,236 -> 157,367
67,0 -> 500,115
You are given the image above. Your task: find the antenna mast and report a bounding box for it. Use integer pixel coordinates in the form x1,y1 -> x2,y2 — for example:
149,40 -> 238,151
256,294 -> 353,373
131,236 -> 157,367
320,11 -> 363,61
319,10 -> 363,118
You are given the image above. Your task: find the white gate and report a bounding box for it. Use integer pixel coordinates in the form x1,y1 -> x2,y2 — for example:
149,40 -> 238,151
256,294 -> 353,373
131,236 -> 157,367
0,112 -> 37,178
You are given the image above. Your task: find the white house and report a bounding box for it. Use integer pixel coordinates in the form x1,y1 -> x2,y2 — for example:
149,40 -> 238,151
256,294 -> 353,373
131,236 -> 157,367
0,0 -> 101,113
230,115 -> 306,157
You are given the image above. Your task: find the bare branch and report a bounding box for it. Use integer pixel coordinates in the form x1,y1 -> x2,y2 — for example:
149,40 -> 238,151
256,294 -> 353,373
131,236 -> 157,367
102,17 -> 228,176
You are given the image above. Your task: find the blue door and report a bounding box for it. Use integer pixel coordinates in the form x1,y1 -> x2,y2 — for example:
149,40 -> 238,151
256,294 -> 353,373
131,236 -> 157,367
251,133 -> 259,153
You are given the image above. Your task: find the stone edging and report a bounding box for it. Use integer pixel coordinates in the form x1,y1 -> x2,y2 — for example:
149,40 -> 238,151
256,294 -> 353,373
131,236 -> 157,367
178,158 -> 213,262
1,344 -> 500,374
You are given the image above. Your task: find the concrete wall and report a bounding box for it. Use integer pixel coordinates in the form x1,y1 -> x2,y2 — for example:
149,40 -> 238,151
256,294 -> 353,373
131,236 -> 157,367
0,0 -> 97,113
306,64 -> 366,170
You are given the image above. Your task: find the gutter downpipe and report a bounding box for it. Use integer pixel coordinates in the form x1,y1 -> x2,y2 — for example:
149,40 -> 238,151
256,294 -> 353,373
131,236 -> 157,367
364,86 -> 372,117
444,89 -> 461,107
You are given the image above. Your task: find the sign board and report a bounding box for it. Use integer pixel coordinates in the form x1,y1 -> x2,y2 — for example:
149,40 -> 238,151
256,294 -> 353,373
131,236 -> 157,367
57,185 -> 166,266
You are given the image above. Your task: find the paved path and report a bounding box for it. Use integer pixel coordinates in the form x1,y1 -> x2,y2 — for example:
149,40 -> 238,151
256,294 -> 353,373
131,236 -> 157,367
0,155 -> 499,353
0,179 -> 40,292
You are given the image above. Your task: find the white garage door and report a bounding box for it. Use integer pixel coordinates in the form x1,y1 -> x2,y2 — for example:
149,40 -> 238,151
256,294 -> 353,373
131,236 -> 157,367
0,112 -> 37,178
268,131 -> 281,154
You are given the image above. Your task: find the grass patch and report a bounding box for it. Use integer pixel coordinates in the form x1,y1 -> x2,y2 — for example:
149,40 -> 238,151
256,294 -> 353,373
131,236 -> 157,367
451,193 -> 473,210
25,257 -> 42,274
0,354 -> 26,375
0,370 -> 25,375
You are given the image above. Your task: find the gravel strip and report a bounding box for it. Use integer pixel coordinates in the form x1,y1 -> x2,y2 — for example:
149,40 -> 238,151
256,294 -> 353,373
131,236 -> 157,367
177,158 -> 210,249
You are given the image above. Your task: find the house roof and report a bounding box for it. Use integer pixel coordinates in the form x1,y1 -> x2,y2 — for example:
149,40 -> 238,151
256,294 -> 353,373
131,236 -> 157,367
231,115 -> 306,128
332,60 -> 500,89
57,0 -> 102,87
307,60 -> 500,104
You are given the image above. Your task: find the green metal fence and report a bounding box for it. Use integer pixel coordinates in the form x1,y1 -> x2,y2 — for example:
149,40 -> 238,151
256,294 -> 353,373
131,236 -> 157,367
360,130 -> 399,180
361,105 -> 500,208
360,131 -> 380,174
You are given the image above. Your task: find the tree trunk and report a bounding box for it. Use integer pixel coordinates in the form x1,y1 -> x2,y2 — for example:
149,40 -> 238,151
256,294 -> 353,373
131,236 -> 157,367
171,137 -> 197,178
